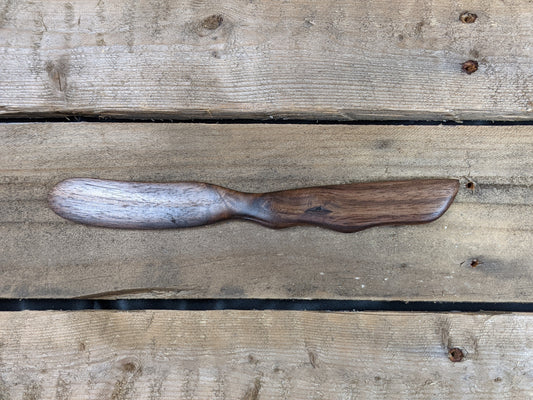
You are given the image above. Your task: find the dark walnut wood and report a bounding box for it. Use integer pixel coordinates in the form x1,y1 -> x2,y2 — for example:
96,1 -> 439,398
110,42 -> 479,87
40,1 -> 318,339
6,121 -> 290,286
49,178 -> 459,232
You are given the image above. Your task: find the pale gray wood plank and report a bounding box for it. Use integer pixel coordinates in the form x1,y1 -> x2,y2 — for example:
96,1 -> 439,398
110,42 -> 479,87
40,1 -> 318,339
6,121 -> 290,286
0,310 -> 531,399
0,0 -> 532,120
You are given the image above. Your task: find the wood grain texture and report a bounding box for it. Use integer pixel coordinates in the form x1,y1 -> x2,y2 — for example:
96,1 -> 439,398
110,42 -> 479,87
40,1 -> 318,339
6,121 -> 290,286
1,123 -> 532,300
49,178 -> 458,232
0,310 -> 532,399
0,0 -> 532,120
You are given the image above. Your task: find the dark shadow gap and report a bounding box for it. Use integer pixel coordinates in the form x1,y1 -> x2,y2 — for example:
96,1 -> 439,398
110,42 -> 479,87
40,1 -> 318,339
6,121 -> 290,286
0,299 -> 532,312
1,117 -> 533,125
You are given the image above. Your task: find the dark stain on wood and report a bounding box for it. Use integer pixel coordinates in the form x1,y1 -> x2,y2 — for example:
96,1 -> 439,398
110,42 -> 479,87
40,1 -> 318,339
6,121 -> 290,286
74,287 -> 186,299
64,3 -> 75,27
148,377 -> 164,400
112,358 -> 142,400
375,139 -> 393,149
122,0 -> 137,52
0,0 -> 15,28
149,0 -> 171,39
45,59 -> 69,93
220,285 -> 245,296
31,14 -> 45,51
63,2 -> 75,43
414,21 -> 424,36
96,33 -> 106,46
111,376 -> 135,400
55,376 -> 72,400
284,282 -> 319,297
49,178 -> 459,233
308,350 -> 318,368
242,377 -> 261,400
22,382 -> 42,400
438,317 -> 452,349
96,0 -> 106,23
469,49 -> 480,59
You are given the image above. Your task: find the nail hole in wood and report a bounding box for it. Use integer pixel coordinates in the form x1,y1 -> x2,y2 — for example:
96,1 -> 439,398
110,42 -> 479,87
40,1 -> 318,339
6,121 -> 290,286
462,60 -> 478,74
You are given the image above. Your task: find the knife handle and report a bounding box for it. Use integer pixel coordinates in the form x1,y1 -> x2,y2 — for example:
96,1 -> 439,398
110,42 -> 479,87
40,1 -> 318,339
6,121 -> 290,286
49,178 -> 459,232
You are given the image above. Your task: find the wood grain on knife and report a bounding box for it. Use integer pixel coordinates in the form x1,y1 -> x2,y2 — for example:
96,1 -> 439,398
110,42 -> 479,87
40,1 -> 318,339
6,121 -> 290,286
49,179 -> 459,232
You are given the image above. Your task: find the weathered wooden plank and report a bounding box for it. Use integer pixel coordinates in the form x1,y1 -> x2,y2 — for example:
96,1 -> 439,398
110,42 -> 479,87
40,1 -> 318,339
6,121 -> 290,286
1,123 -> 532,300
0,310 -> 531,399
0,0 -> 532,120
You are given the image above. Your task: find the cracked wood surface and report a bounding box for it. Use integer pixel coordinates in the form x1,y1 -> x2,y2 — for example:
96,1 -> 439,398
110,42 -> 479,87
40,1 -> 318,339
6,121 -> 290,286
1,123 -> 532,300
0,0 -> 532,120
0,310 -> 532,399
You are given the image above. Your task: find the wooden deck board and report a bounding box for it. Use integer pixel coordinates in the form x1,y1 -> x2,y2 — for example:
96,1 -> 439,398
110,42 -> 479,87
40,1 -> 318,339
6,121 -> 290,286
1,123 -> 531,300
0,0 -> 532,120
0,310 -> 531,399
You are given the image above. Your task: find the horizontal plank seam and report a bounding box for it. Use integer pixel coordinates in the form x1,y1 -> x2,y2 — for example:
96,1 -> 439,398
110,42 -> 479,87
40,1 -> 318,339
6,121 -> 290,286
2,117 -> 533,125
1,299 -> 533,312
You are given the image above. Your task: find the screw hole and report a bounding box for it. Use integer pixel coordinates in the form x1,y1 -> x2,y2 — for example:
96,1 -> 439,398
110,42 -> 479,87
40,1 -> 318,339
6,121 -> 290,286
448,347 -> 464,362
462,60 -> 479,74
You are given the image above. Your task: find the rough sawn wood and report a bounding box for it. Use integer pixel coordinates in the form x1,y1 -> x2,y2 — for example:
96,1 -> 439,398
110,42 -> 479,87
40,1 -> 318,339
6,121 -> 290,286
0,123 -> 532,300
0,0 -> 532,120
0,310 -> 531,399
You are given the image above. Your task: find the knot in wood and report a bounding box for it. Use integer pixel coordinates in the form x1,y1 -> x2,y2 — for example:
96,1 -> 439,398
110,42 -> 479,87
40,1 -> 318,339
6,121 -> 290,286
201,14 -> 223,30
460,12 -> 477,23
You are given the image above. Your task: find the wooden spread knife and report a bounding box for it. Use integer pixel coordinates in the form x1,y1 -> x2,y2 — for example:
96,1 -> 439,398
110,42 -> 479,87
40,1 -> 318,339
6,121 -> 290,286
49,178 -> 459,232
